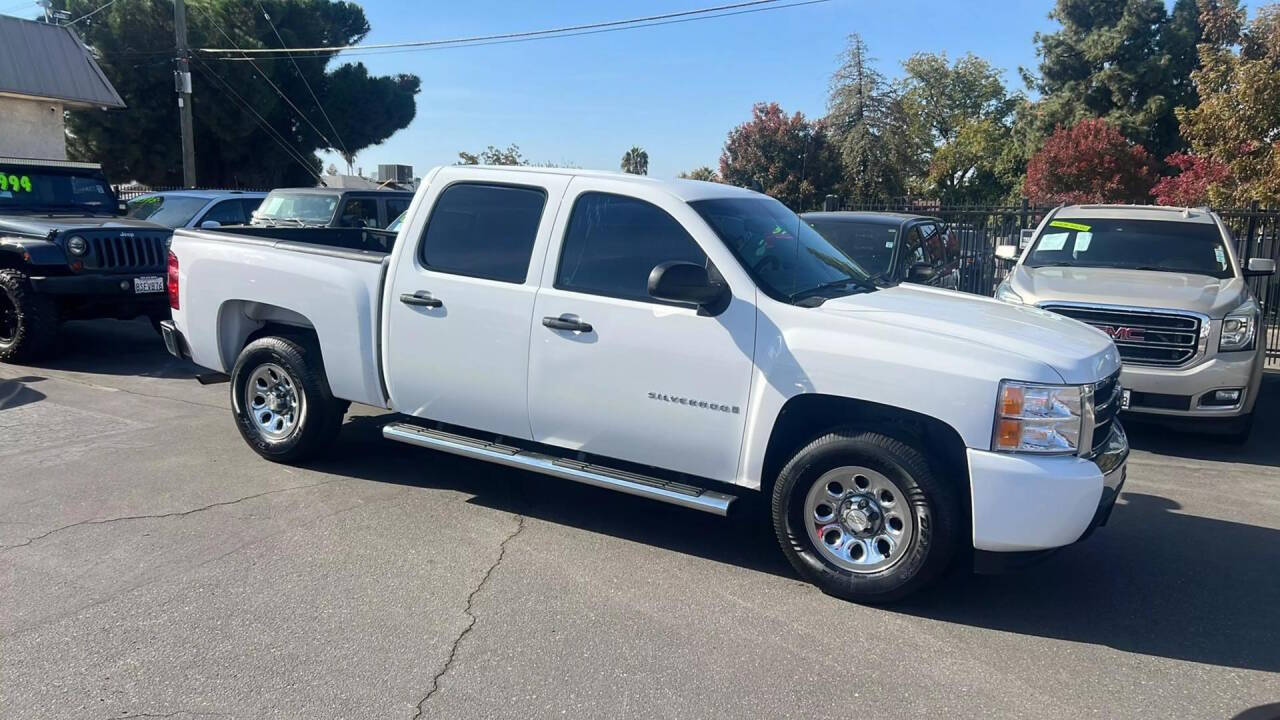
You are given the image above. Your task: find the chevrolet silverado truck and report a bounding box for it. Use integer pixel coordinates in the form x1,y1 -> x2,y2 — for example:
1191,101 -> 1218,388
996,205 -> 1276,442
0,157 -> 173,362
163,166 -> 1129,603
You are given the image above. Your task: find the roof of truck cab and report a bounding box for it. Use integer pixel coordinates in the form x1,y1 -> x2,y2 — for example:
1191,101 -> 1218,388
447,165 -> 763,202
1056,204 -> 1217,224
799,211 -> 938,224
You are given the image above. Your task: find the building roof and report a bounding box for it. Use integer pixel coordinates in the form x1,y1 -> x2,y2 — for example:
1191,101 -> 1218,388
0,16 -> 124,109
1056,204 -> 1216,225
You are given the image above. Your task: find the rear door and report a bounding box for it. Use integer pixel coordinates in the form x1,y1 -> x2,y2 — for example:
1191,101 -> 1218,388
526,178 -> 756,482
383,170 -> 570,439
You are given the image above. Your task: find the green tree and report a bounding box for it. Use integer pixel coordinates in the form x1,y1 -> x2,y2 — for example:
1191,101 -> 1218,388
826,34 -> 911,202
1025,0 -> 1203,160
1177,2 -> 1280,205
718,102 -> 841,210
678,166 -> 720,182
61,0 -> 419,187
456,144 -> 529,165
898,52 -> 1021,203
620,146 -> 649,175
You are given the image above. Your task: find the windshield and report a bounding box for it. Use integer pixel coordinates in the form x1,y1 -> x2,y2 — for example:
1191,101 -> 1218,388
803,218 -> 899,277
690,196 -> 877,303
1026,218 -> 1233,279
126,195 -> 208,228
0,166 -> 116,213
253,192 -> 339,225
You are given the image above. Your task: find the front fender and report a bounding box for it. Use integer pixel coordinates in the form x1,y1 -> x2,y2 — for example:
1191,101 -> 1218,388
0,237 -> 68,269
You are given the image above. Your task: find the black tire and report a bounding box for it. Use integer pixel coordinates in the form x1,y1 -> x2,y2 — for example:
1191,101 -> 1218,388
0,269 -> 58,363
771,429 -> 961,603
229,336 -> 345,463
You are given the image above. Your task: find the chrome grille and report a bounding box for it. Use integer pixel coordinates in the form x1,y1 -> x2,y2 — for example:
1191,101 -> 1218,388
87,233 -> 168,272
1090,370 -> 1122,454
1042,304 -> 1203,368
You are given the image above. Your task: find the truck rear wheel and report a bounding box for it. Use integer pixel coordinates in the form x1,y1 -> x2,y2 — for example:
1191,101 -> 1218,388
230,336 -> 345,463
771,430 -> 961,603
0,269 -> 58,363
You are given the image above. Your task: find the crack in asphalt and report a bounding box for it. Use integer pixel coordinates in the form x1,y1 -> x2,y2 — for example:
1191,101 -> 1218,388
410,513 -> 527,719
0,479 -> 340,553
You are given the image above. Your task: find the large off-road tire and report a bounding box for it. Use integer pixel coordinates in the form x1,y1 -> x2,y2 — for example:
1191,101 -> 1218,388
0,269 -> 58,363
771,429 -> 962,603
229,336 -> 345,464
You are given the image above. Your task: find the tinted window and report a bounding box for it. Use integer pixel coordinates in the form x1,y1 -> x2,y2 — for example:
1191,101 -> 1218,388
556,192 -> 708,303
386,198 -> 410,224
0,167 -> 114,212
804,218 -> 898,277
239,198 -> 264,218
339,198 -> 380,228
1026,218 -> 1233,279
201,200 -> 247,226
419,183 -> 546,283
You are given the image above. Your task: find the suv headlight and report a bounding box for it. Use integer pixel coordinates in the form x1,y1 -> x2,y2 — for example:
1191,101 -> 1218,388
993,381 -> 1086,454
66,235 -> 88,256
1219,299 -> 1258,352
995,281 -> 1023,304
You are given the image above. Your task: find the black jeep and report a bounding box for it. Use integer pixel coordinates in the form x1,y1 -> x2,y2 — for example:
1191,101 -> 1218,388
0,158 -> 172,362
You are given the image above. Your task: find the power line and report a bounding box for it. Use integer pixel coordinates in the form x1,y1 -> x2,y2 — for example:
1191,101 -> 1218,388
255,0 -> 349,162
198,0 -> 796,55
66,0 -> 123,26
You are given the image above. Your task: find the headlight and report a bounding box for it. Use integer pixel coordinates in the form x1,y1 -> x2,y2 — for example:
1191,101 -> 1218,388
66,235 -> 88,256
992,381 -> 1086,454
1219,300 -> 1258,352
995,281 -> 1023,304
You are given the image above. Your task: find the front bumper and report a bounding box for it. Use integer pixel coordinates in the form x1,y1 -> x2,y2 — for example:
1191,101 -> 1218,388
31,272 -> 168,298
968,422 -> 1128,554
1120,351 -> 1264,418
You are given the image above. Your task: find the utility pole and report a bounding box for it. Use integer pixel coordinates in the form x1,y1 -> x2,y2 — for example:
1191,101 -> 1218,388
173,0 -> 197,187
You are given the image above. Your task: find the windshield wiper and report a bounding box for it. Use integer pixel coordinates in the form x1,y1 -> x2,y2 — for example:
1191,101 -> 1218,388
787,277 -> 876,305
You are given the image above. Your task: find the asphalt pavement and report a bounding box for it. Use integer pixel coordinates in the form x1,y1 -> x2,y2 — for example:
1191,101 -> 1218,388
1,319 -> 1277,719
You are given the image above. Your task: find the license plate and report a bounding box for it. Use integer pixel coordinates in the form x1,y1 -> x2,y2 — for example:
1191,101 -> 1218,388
1120,389 -> 1131,410
134,276 -> 165,294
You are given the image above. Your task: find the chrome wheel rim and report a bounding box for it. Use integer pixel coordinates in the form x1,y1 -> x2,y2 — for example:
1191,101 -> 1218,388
245,363 -> 303,441
803,466 -> 915,574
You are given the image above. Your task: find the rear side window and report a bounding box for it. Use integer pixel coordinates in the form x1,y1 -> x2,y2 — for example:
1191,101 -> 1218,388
556,192 -> 708,303
386,198 -> 411,223
340,198 -> 380,228
419,183 -> 547,283
201,200 -> 247,225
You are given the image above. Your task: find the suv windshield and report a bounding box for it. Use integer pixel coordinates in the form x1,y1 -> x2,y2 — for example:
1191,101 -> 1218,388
1026,218 -> 1234,279
804,218 -> 899,277
126,194 -> 208,228
253,192 -> 339,225
690,197 -> 877,304
0,166 -> 116,213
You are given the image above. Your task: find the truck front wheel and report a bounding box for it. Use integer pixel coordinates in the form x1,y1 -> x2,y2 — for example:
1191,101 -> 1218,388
771,430 -> 961,603
0,269 -> 58,363
230,336 -> 345,463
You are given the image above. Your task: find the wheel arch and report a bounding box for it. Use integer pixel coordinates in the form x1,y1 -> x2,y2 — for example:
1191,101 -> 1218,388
217,299 -> 317,371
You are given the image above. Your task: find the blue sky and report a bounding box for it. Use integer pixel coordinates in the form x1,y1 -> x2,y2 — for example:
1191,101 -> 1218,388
3,0 -> 1267,179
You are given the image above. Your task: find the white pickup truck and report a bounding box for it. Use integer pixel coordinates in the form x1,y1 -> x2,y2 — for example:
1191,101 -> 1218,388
162,166 -> 1128,603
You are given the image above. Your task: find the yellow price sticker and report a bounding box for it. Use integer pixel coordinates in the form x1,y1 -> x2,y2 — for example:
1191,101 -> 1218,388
1049,220 -> 1091,232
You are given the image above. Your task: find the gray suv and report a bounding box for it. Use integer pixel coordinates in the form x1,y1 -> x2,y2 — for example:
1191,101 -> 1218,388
995,205 -> 1276,441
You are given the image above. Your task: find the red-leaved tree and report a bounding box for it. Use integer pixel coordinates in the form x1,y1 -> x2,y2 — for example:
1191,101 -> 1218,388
1151,153 -> 1231,207
719,102 -> 842,210
1025,119 -> 1155,205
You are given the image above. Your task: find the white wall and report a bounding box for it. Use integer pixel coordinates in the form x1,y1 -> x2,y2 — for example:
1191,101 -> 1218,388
0,97 -> 66,160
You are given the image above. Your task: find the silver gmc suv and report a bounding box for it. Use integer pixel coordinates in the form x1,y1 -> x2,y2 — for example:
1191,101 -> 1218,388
995,205 -> 1276,441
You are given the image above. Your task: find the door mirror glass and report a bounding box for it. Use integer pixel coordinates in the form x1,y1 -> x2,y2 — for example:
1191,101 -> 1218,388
1246,257 -> 1276,275
995,244 -> 1019,261
647,261 -> 727,307
200,220 -> 222,229
906,261 -> 936,283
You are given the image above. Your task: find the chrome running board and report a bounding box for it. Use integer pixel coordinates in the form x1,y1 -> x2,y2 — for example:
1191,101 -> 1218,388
382,422 -> 736,516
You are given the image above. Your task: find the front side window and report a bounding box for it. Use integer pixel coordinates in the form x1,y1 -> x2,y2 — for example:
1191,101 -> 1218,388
556,192 -> 709,304
419,183 -> 546,283
127,194 -> 208,228
386,198 -> 411,225
1026,218 -> 1233,279
339,198 -> 380,228
200,200 -> 247,226
692,196 -> 877,304
804,218 -> 898,278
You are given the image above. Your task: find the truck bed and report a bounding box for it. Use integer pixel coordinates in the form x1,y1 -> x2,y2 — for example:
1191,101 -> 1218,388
206,225 -> 397,255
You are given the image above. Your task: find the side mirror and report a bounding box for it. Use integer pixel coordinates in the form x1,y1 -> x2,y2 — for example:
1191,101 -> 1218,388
995,245 -> 1019,261
1246,257 -> 1276,276
647,261 -> 728,308
199,220 -> 222,229
906,262 -> 936,283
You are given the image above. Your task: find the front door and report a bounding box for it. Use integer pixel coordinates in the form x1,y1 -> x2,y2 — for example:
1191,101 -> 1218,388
384,177 -> 564,439
527,185 -> 755,482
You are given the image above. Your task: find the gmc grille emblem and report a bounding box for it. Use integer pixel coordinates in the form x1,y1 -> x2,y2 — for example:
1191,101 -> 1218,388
1097,325 -> 1145,342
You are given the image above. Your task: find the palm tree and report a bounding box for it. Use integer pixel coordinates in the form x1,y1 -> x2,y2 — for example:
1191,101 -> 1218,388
620,146 -> 649,175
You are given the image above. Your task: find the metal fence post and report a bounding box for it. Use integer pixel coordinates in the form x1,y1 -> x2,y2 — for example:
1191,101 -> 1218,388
1019,198 -> 1030,230
1244,200 -> 1261,259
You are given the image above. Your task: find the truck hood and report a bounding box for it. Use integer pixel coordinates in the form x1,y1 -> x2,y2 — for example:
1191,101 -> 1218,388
0,216 -> 170,237
1010,265 -> 1247,318
819,284 -> 1120,384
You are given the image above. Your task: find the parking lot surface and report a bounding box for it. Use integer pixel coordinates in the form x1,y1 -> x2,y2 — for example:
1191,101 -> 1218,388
1,319 -> 1277,719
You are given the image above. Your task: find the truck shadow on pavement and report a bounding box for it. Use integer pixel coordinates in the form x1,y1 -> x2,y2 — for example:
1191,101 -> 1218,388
0,376 -> 47,410
8,319 -> 200,380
